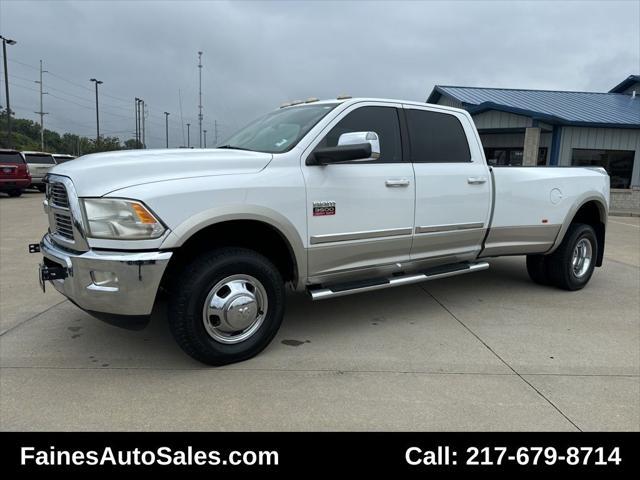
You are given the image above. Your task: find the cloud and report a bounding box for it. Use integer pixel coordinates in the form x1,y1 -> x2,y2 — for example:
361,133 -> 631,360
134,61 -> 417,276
1,0 -> 638,148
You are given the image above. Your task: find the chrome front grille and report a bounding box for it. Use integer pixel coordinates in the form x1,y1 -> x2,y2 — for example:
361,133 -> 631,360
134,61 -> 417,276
44,175 -> 88,251
53,212 -> 74,240
50,183 -> 69,208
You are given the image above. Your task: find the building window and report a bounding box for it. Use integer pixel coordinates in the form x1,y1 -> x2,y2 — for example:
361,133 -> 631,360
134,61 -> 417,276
484,147 -> 547,166
571,149 -> 635,189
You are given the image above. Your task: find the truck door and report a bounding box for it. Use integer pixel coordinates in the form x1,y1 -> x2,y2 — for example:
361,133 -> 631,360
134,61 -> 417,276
302,102 -> 415,284
403,105 -> 492,267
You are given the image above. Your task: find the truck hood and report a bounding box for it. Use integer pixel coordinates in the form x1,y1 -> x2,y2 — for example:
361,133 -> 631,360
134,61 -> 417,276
50,148 -> 273,197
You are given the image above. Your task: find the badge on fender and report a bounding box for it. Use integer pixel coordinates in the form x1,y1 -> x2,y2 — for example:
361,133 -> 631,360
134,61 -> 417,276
313,201 -> 336,216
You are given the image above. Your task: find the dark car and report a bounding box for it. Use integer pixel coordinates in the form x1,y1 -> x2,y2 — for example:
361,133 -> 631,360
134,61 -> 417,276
0,149 -> 31,197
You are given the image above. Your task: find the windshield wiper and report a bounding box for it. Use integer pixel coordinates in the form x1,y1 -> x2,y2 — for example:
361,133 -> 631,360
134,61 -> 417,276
217,145 -> 254,151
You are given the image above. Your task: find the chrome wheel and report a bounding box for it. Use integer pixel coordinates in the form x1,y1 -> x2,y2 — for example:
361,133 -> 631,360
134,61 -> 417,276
202,274 -> 268,344
571,238 -> 593,279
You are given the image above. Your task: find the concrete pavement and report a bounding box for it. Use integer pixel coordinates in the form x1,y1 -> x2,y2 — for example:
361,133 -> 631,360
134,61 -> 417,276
1,192 -> 638,431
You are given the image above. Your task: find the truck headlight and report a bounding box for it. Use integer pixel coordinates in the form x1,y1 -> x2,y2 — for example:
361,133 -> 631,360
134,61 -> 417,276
81,198 -> 166,239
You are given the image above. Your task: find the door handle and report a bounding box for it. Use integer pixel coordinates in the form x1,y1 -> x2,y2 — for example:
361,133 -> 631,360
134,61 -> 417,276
385,179 -> 410,187
467,177 -> 487,184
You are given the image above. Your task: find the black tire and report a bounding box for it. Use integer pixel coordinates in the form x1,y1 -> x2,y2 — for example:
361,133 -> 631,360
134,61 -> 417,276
526,254 -> 552,285
37,185 -> 46,193
168,247 -> 285,366
546,223 -> 597,291
8,190 -> 22,197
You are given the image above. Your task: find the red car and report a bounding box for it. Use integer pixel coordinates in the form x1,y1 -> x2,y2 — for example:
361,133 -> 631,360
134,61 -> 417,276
0,149 -> 31,197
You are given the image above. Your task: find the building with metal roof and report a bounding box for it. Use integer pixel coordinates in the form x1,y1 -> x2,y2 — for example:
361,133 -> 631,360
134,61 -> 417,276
427,75 -> 640,214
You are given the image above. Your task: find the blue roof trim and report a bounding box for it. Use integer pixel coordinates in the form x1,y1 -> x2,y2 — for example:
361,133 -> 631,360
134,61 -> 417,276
609,75 -> 640,93
427,84 -> 640,128
466,102 -> 640,129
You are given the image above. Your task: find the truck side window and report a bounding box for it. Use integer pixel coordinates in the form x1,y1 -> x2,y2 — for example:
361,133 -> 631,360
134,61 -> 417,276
406,109 -> 471,163
316,106 -> 402,163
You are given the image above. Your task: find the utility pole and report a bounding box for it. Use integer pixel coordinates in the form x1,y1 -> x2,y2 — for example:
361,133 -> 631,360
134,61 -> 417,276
203,129 -> 207,148
164,112 -> 170,148
35,60 -> 48,151
1,35 -> 17,149
90,78 -> 103,145
198,51 -> 203,148
134,97 -> 140,148
186,123 -> 191,148
141,100 -> 146,149
214,120 -> 218,146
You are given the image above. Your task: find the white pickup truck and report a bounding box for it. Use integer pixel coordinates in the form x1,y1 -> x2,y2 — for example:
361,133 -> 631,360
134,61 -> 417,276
34,98 -> 609,365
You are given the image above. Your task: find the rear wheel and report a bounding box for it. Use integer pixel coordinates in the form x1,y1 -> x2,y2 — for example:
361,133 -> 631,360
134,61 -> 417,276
546,223 -> 597,291
8,190 -> 22,197
168,247 -> 285,365
526,254 -> 552,285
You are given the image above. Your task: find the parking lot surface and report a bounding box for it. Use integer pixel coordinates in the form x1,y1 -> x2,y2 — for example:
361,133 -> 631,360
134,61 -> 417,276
1,192 -> 639,431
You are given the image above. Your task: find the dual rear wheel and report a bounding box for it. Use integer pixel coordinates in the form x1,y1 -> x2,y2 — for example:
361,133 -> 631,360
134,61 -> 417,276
526,223 -> 597,291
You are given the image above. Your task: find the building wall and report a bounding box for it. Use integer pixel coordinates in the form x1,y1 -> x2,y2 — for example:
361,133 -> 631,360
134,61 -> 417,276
473,111 -> 532,129
437,96 -> 464,109
557,126 -> 640,188
478,132 -> 551,163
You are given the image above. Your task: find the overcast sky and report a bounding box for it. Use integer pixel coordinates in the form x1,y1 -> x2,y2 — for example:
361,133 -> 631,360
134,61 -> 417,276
1,0 -> 638,148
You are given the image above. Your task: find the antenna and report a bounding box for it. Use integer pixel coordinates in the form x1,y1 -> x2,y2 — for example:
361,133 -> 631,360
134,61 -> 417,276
198,51 -> 203,148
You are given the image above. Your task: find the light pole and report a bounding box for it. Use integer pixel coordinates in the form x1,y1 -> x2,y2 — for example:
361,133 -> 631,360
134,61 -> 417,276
186,123 -> 191,148
90,78 -> 103,145
203,129 -> 207,148
1,35 -> 17,149
164,112 -> 170,148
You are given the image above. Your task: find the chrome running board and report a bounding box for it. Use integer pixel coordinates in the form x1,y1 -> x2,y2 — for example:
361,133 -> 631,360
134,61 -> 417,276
308,261 -> 490,301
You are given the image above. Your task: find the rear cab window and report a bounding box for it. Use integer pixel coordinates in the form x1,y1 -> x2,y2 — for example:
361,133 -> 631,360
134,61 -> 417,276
405,109 -> 471,163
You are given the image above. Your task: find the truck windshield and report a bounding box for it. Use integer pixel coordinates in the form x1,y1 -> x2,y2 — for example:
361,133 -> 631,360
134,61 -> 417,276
220,103 -> 338,153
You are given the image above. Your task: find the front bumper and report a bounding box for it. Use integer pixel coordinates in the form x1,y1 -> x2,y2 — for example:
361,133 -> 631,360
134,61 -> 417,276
40,234 -> 172,317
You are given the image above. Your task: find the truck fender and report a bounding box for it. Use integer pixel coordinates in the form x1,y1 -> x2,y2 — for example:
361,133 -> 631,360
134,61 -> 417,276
546,193 -> 608,258
160,205 -> 307,288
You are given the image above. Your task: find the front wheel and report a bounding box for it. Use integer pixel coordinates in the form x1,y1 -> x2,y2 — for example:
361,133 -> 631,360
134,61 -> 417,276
168,247 -> 285,365
546,223 -> 597,291
8,190 -> 22,197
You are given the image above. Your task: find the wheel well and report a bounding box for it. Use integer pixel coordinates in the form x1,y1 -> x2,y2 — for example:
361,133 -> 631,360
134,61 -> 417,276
163,220 -> 298,287
570,201 -> 606,267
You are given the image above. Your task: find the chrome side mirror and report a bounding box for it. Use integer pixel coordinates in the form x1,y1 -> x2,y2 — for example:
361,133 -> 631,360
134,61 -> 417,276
337,131 -> 380,160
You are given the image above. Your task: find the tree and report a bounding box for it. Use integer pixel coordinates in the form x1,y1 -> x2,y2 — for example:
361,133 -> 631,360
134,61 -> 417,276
123,138 -> 138,149
0,109 -> 125,154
